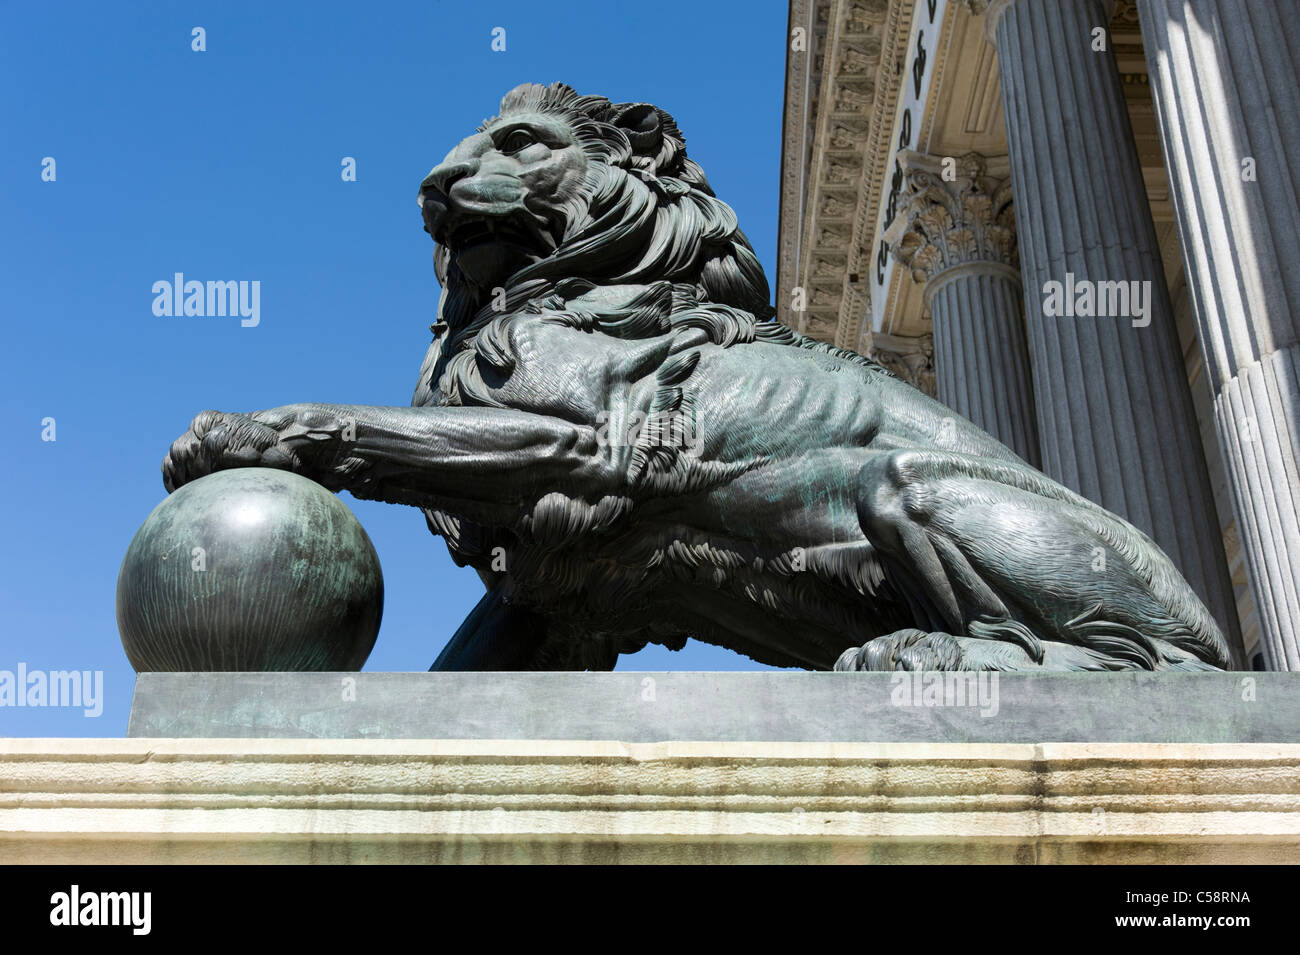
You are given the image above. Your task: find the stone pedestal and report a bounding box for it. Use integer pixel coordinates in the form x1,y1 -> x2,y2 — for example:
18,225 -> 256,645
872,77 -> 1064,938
5,672 -> 1299,863
121,671 -> 1300,741
1137,0 -> 1300,671
5,737 -> 1300,864
970,0 -> 1243,658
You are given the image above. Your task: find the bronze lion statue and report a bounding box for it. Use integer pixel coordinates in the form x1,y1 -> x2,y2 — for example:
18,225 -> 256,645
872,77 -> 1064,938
162,82 -> 1229,672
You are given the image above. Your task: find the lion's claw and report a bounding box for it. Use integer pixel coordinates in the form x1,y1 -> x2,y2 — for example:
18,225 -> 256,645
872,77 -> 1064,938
161,409 -> 303,492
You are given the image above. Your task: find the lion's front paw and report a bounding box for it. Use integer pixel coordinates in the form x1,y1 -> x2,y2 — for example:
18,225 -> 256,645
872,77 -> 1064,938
162,409 -> 303,492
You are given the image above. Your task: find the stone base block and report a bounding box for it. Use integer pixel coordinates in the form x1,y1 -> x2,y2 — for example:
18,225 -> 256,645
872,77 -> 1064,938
126,671 -> 1300,742
3,738 -> 1299,864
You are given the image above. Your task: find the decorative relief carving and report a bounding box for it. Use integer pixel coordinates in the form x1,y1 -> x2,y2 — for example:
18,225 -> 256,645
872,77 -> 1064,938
826,159 -> 856,183
841,45 -> 875,73
834,83 -> 873,111
831,125 -> 858,149
847,0 -> 889,31
821,195 -> 850,217
884,151 -> 1018,284
869,332 -> 936,396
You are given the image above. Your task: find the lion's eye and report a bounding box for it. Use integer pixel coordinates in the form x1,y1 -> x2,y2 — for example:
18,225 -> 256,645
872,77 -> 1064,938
501,129 -> 536,154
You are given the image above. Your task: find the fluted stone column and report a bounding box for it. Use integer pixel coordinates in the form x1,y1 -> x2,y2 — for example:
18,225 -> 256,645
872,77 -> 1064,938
966,0 -> 1244,659
886,151 -> 1041,465
1137,0 -> 1300,670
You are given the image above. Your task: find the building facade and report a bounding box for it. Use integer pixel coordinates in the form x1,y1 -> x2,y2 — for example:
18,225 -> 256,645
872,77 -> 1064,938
778,0 -> 1300,670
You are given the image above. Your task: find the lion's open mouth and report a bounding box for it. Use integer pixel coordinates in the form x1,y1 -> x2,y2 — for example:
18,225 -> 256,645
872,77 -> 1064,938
442,212 -> 557,259
432,209 -> 561,287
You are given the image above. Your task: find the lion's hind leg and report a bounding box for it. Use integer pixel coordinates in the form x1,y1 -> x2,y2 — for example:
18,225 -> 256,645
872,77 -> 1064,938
854,450 -> 1048,664
850,449 -> 1228,671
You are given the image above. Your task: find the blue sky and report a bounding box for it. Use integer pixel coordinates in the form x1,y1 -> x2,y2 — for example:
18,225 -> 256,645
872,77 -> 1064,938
0,0 -> 789,736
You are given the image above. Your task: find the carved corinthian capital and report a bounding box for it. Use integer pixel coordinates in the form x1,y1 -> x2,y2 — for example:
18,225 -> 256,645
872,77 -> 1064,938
884,150 -> 1019,288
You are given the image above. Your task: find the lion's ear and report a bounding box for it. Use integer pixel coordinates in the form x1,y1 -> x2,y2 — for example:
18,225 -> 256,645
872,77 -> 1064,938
612,103 -> 662,154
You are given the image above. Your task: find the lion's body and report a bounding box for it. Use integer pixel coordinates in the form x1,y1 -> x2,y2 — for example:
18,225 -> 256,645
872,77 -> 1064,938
413,287 -> 908,667
404,83 -> 1229,671
165,82 -> 1231,671
412,274 -> 1227,671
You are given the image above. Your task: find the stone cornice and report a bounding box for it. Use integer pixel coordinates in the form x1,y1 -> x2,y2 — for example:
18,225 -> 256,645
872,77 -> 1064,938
778,0 -> 902,341
835,0 -> 917,350
776,0 -> 820,328
794,0 -> 851,337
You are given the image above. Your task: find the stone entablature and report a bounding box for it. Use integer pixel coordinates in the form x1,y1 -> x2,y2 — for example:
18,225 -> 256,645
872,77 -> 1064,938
778,0 -> 915,347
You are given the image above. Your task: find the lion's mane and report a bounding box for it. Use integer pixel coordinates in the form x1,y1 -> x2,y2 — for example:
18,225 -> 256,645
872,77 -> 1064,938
421,82 -> 894,408
433,81 -> 774,332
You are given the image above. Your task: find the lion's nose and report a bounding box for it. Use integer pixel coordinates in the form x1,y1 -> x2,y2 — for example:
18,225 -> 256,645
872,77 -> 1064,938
420,160 -> 475,200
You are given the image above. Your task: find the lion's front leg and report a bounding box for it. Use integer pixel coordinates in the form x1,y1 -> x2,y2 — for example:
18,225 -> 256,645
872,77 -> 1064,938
162,403 -> 617,513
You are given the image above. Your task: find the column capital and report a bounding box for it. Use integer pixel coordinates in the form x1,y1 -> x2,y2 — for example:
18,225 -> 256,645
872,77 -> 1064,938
884,150 -> 1019,292
964,0 -> 1115,46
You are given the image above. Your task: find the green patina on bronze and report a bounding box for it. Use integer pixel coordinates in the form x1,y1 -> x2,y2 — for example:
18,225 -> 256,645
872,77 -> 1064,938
152,83 -> 1229,673
117,468 -> 382,671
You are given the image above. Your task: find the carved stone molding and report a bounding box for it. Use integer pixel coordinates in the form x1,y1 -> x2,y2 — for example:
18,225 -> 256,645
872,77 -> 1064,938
837,0 -> 922,350
778,0 -> 913,346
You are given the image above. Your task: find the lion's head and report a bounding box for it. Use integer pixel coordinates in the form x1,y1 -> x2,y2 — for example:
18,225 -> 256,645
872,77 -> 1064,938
417,82 -> 772,329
